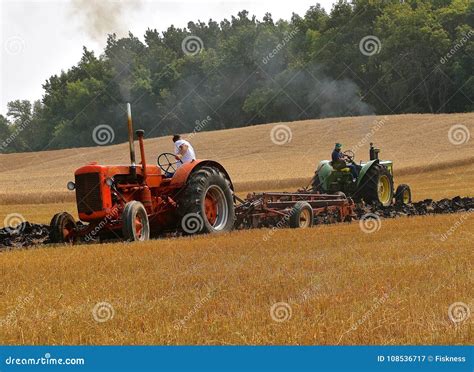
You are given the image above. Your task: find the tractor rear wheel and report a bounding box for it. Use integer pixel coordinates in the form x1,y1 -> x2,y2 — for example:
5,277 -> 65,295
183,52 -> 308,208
359,165 -> 394,207
50,212 -> 77,243
289,201 -> 314,228
122,201 -> 150,242
178,166 -> 235,234
395,184 -> 411,205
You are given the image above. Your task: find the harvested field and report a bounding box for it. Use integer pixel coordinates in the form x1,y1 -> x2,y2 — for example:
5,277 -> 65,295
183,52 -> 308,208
1,214 -> 472,345
0,113 -> 472,345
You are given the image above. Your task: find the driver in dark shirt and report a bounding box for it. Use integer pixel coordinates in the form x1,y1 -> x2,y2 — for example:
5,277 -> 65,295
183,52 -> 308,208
332,143 -> 344,163
332,143 -> 359,181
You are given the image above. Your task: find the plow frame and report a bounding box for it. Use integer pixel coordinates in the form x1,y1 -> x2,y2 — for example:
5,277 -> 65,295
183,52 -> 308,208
235,191 -> 356,229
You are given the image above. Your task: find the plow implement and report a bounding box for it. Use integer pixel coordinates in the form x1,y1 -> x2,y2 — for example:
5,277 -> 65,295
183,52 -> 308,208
234,191 -> 355,229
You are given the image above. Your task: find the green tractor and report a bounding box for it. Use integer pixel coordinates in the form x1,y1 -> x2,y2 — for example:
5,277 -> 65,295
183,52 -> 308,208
311,143 -> 411,207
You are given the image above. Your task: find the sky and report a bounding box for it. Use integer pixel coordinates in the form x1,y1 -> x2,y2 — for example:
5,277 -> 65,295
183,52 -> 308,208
0,0 -> 337,117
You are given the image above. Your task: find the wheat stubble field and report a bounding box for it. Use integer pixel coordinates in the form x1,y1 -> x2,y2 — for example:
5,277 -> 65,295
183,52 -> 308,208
1,113 -> 473,345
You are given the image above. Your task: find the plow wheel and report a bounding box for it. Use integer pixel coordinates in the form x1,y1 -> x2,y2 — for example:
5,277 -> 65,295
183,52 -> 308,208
50,212 -> 77,243
122,201 -> 150,242
178,166 -> 235,234
359,165 -> 394,207
289,201 -> 314,228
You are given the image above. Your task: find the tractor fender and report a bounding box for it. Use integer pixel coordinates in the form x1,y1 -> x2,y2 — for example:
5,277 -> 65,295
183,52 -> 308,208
316,160 -> 333,191
169,160 -> 234,190
356,159 -> 379,187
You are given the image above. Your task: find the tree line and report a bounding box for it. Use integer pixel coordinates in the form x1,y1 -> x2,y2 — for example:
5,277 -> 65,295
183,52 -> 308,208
1,0 -> 472,153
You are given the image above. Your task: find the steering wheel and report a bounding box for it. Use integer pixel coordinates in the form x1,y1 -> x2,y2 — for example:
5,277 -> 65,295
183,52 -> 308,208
157,153 -> 182,174
343,150 -> 355,162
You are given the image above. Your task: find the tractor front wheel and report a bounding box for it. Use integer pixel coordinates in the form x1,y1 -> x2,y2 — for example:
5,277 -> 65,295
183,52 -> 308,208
50,212 -> 77,244
178,166 -> 235,234
122,201 -> 150,242
395,184 -> 412,205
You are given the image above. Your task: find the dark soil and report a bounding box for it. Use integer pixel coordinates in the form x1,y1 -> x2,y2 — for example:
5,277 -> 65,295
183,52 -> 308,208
1,196 -> 473,250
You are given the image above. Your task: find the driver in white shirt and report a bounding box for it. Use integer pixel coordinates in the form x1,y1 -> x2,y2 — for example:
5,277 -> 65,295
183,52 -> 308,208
172,134 -> 196,168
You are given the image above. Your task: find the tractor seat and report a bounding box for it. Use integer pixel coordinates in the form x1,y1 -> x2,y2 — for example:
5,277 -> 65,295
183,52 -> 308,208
330,160 -> 350,172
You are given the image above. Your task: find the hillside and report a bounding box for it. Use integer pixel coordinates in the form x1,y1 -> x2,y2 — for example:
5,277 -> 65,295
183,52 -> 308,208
0,113 -> 473,207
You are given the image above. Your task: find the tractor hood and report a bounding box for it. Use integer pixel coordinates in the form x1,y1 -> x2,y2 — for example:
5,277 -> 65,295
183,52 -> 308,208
74,162 -> 161,178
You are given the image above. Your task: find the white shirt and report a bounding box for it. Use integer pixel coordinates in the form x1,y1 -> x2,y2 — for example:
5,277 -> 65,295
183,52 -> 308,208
174,139 -> 196,166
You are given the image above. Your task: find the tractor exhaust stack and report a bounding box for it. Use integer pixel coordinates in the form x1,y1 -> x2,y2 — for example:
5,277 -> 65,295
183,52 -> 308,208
369,142 -> 379,161
127,103 -> 137,178
136,129 -> 147,183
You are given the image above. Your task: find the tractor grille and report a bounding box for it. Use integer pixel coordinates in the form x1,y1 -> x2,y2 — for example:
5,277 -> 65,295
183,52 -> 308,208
75,173 -> 103,214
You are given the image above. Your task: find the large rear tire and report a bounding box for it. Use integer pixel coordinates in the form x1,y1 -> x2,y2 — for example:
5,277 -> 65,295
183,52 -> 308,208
50,212 -> 77,243
359,165 -> 394,207
122,201 -> 150,242
178,166 -> 235,234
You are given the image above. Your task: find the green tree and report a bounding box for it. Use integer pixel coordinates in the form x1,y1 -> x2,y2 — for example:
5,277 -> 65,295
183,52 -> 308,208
2,3 -> 472,153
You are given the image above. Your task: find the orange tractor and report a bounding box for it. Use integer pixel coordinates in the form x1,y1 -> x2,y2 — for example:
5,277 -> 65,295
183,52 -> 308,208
50,104 -> 235,243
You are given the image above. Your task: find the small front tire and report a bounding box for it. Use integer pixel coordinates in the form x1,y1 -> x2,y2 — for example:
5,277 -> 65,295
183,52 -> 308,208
122,201 -> 150,242
50,212 -> 77,243
395,184 -> 412,205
